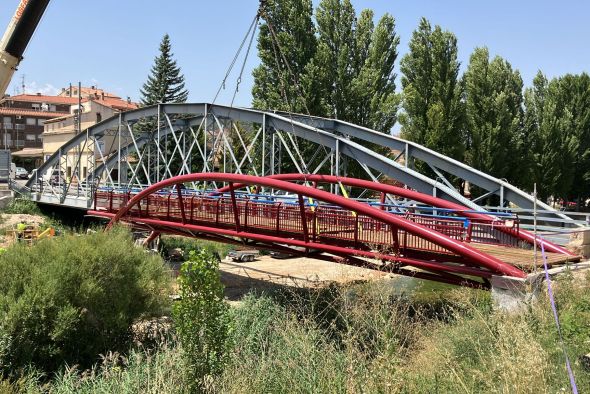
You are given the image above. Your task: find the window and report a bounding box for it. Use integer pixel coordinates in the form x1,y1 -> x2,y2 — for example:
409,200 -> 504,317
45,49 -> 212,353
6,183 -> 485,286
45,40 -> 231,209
37,119 -> 44,126
3,134 -> 11,146
31,103 -> 40,110
37,134 -> 43,140
25,134 -> 36,141
15,140 -> 24,147
49,105 -> 56,112
3,116 -> 11,124
26,118 -> 36,126
96,113 -> 102,123
14,124 -> 24,130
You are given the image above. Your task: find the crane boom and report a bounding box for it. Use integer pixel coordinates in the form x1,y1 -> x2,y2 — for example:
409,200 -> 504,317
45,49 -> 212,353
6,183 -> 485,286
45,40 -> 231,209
0,0 -> 50,97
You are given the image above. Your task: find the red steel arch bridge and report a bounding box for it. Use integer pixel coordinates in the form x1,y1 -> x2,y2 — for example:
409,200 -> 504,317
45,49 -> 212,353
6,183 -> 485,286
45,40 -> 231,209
19,103 -> 581,288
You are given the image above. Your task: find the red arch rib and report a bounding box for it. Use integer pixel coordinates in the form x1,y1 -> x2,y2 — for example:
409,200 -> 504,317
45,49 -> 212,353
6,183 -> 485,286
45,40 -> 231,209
215,174 -> 571,256
107,173 -> 526,278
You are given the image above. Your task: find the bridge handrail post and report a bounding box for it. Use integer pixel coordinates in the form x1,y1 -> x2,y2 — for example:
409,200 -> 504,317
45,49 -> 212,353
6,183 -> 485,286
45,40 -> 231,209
176,186 -> 186,224
167,194 -> 172,221
190,195 -> 196,222
276,202 -> 282,235
466,222 -> 473,243
228,183 -> 241,232
244,199 -> 249,230
354,212 -> 359,246
298,194 -> 309,243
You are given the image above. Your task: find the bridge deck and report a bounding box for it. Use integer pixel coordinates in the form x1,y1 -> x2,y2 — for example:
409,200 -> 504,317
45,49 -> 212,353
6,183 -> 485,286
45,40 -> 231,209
93,191 -> 579,276
471,243 -> 580,270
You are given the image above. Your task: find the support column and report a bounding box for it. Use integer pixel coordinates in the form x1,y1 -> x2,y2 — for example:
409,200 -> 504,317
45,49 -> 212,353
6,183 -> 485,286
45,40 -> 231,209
490,275 -> 542,313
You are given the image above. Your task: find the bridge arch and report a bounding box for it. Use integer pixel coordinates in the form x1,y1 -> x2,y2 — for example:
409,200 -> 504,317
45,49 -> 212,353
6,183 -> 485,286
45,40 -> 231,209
92,172 -> 527,284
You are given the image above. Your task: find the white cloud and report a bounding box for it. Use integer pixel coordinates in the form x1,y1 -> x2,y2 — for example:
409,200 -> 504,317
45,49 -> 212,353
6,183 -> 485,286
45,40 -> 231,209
23,81 -> 60,96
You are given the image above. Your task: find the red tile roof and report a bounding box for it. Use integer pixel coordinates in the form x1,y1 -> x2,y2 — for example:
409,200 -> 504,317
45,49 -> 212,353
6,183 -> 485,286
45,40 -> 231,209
0,108 -> 70,118
2,94 -> 80,105
91,97 -> 138,111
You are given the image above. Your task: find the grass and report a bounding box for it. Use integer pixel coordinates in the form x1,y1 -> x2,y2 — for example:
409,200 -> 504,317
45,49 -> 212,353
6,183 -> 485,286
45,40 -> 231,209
3,270 -> 590,393
0,198 -> 41,215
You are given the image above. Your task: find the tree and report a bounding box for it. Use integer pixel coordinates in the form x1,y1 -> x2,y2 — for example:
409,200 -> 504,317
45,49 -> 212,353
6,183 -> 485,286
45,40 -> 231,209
399,18 -> 464,161
523,72 -> 578,200
253,0 -> 318,114
137,34 -> 189,183
253,0 -> 400,132
315,1 -> 400,132
555,73 -> 590,203
463,47 -> 524,184
173,250 -> 231,392
140,34 -> 188,105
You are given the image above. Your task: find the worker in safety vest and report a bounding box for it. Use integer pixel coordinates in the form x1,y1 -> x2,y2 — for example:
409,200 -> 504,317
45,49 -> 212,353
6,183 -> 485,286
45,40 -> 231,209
16,221 -> 27,242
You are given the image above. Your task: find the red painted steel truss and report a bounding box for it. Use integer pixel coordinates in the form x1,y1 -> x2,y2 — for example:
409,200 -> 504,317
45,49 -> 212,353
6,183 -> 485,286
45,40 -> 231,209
88,173 -> 567,289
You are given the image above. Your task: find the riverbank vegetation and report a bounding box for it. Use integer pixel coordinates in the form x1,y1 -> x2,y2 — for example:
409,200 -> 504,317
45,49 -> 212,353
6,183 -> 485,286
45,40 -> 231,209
0,229 -> 588,393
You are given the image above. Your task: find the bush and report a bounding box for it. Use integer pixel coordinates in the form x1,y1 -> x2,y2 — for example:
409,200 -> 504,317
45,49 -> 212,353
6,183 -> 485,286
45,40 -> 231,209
160,236 -> 232,259
173,249 -> 231,392
1,198 -> 40,215
0,227 -> 171,376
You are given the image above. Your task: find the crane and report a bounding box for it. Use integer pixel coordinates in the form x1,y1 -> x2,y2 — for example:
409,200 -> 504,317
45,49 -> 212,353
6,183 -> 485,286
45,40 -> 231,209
0,0 -> 50,97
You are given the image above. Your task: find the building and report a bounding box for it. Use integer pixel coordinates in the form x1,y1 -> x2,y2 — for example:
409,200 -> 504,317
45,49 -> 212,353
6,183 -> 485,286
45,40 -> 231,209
0,93 -> 79,167
58,85 -> 121,100
42,93 -> 138,182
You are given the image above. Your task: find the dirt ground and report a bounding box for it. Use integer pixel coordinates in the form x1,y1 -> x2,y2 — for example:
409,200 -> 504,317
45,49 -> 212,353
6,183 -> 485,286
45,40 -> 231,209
219,255 -> 390,300
0,213 -> 46,248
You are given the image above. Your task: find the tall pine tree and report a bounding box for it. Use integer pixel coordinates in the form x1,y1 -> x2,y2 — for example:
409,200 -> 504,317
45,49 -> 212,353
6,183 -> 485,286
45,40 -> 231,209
399,18 -> 464,161
463,47 -> 524,184
140,34 -> 188,105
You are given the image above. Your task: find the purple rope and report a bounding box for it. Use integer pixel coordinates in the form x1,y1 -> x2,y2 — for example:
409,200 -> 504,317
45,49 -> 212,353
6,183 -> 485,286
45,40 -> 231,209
540,240 -> 578,394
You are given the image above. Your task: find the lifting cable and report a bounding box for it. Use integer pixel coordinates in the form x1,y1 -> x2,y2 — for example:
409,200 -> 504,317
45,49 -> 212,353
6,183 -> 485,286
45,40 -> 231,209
212,13 -> 260,105
259,0 -> 346,210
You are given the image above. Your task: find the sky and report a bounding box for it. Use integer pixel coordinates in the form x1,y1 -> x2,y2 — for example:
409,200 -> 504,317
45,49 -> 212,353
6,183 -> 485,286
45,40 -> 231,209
2,0 -> 589,107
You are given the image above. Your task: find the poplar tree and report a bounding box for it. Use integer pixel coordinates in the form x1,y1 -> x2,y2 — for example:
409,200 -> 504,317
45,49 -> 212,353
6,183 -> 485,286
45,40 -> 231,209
557,73 -> 590,203
399,18 -> 464,161
253,0 -> 400,132
524,72 -> 578,200
463,47 -> 524,184
140,34 -> 188,105
315,1 -> 400,131
252,0 -> 318,113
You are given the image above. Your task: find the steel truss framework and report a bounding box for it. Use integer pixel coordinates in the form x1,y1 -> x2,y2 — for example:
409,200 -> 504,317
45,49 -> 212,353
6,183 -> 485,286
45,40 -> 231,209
89,173 -> 545,289
25,103 -> 570,226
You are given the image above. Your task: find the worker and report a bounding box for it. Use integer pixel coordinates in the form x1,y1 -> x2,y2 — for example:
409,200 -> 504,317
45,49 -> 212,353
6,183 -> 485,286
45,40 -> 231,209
16,220 -> 27,242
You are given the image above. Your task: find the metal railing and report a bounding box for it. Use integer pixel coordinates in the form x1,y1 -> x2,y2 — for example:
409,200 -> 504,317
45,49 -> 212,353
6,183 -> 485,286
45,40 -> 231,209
94,191 -> 522,252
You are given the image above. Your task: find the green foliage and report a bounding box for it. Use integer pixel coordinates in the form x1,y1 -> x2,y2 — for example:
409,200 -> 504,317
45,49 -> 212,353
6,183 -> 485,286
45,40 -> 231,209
173,249 -> 231,392
0,227 -> 171,375
253,0 -> 317,114
524,72 -> 579,199
400,17 -> 464,162
140,34 -> 188,105
254,0 -> 400,178
463,47 -> 524,185
9,273 -> 590,392
159,235 -> 233,259
1,198 -> 40,215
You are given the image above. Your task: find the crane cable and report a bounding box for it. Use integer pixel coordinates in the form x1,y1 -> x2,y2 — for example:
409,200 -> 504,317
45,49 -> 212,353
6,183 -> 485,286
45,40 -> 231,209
211,13 -> 260,105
